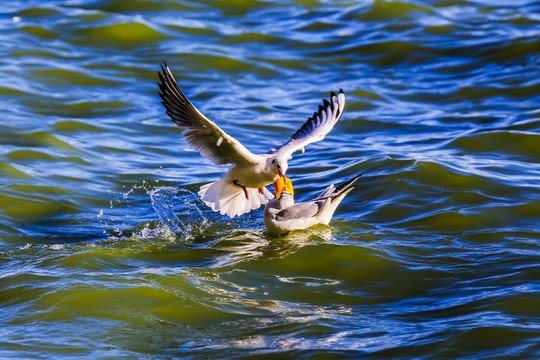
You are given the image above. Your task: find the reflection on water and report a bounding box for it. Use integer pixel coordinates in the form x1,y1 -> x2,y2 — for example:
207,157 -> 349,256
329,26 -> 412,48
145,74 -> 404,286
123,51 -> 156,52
1,0 -> 540,358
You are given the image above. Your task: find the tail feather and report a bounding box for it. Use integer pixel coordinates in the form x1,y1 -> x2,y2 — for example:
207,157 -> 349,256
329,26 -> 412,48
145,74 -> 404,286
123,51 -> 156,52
318,179 -> 358,225
330,186 -> 355,206
198,179 -> 274,218
316,173 -> 362,200
332,173 -> 363,196
316,184 -> 335,199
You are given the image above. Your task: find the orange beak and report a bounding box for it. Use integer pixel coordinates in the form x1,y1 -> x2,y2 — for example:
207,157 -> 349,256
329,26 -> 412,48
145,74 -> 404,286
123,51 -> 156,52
273,176 -> 294,200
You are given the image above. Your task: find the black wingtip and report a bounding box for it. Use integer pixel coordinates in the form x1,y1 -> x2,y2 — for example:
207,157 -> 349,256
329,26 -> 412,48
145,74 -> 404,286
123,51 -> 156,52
159,62 -> 174,83
157,62 -> 181,93
322,98 -> 333,113
339,88 -> 344,94
333,173 -> 363,194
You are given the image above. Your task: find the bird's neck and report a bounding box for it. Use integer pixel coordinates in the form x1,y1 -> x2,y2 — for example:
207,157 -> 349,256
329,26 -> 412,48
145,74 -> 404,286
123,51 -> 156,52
278,192 -> 294,207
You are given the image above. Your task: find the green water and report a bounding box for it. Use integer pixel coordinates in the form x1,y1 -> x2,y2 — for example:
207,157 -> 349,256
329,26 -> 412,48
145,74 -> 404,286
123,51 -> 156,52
1,0 -> 540,358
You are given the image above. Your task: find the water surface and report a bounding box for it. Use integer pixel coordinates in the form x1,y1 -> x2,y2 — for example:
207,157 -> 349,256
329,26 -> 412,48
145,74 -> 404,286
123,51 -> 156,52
1,0 -> 540,358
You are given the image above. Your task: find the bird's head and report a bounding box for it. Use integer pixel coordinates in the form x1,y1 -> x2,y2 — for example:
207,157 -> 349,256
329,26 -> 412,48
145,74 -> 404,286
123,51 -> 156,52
268,156 -> 288,179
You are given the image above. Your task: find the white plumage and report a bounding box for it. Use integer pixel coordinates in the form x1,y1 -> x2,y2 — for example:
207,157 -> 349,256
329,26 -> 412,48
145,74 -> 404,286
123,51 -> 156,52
157,62 -> 346,218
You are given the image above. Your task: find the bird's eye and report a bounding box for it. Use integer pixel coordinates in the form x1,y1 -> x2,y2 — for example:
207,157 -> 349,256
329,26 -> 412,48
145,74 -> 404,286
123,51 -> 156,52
272,159 -> 275,164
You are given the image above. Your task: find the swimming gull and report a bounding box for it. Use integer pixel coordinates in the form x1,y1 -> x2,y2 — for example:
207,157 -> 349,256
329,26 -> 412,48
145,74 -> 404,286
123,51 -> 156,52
264,175 -> 360,235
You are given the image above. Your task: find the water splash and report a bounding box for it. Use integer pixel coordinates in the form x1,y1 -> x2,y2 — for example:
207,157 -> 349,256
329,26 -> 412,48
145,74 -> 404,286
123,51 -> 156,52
148,186 -> 211,237
96,183 -> 211,242
148,186 -> 184,232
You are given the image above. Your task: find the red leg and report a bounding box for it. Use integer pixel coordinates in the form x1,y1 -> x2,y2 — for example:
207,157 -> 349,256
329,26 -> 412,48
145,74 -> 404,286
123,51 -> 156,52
234,180 -> 249,200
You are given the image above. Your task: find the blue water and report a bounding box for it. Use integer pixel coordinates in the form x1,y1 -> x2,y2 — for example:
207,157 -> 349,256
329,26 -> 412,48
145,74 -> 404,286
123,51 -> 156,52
1,0 -> 540,358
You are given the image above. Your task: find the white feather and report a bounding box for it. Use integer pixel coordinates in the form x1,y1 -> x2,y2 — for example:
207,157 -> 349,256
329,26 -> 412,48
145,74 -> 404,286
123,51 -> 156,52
199,179 -> 273,218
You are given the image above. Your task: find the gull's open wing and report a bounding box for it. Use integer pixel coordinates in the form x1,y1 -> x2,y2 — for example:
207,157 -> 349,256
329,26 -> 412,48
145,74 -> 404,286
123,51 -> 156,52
158,63 -> 261,166
268,89 -> 345,159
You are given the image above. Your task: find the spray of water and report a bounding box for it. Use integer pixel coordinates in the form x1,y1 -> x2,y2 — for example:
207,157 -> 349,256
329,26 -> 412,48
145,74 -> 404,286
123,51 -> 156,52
98,182 -> 211,242
147,186 -> 211,238
147,186 -> 184,232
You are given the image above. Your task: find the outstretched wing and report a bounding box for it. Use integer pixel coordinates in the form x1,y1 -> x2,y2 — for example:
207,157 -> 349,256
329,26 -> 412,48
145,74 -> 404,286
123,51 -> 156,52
268,89 -> 345,159
157,62 -> 261,166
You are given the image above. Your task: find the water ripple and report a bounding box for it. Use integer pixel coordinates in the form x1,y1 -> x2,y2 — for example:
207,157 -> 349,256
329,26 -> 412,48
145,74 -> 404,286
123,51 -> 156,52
1,0 -> 540,358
